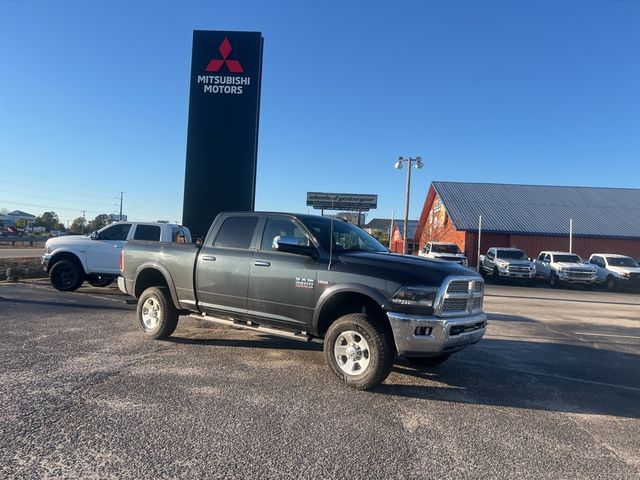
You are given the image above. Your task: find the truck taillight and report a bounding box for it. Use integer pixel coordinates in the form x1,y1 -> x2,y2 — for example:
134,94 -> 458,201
120,250 -> 124,271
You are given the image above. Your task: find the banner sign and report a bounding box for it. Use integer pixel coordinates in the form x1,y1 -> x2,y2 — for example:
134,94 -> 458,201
306,192 -> 378,211
183,30 -> 264,237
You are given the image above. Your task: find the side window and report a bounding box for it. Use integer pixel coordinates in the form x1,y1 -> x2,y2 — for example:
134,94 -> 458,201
597,257 -> 605,268
97,223 -> 131,241
260,218 -> 310,251
488,249 -> 494,260
213,217 -> 259,249
171,227 -> 189,243
537,252 -> 546,261
133,225 -> 161,241
545,254 -> 552,262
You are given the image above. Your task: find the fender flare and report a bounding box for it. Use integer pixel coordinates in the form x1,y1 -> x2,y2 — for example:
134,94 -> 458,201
48,249 -> 88,274
312,283 -> 390,336
133,262 -> 181,309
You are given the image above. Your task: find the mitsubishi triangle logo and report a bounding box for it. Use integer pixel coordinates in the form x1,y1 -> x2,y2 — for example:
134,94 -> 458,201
205,38 -> 244,73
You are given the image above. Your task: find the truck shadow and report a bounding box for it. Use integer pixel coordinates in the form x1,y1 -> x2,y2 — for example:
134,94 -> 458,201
378,338 -> 640,419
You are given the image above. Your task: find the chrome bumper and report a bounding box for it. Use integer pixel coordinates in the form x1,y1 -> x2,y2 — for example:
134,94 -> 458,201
41,254 -> 51,270
387,311 -> 487,357
117,276 -> 129,295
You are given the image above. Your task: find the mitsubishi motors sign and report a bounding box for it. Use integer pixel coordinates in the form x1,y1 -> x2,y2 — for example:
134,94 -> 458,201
183,30 -> 264,237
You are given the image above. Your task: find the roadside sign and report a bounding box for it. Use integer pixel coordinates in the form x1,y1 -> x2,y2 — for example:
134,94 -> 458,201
306,192 -> 378,211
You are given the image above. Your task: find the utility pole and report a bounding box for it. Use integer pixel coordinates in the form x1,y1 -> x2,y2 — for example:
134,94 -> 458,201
119,192 -> 124,221
81,210 -> 86,234
394,156 -> 424,254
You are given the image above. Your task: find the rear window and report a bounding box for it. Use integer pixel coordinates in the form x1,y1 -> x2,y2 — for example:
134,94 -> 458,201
213,217 -> 259,249
133,225 -> 161,241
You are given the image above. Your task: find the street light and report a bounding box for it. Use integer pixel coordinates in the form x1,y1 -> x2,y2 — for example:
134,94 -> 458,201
394,156 -> 423,254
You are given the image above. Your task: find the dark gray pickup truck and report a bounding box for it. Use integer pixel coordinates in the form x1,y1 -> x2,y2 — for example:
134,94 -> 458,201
119,212 -> 486,390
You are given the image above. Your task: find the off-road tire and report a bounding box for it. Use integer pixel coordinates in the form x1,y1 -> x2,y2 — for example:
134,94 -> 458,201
404,354 -> 451,368
49,259 -> 85,291
136,287 -> 179,340
492,268 -> 500,283
324,313 -> 393,390
549,272 -> 560,288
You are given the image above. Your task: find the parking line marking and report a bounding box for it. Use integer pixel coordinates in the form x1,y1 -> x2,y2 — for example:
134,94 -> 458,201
574,332 -> 640,339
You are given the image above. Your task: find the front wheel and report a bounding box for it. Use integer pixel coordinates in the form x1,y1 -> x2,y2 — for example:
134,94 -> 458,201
324,314 -> 393,390
606,276 -> 616,291
49,259 -> 84,291
549,272 -> 559,288
136,287 -> 178,339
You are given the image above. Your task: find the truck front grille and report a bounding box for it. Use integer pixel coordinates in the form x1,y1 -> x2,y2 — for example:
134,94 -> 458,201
565,270 -> 594,278
437,277 -> 484,317
508,266 -> 530,273
450,321 -> 486,336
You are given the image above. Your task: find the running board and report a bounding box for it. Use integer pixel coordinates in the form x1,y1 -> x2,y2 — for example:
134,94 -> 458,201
189,314 -> 323,344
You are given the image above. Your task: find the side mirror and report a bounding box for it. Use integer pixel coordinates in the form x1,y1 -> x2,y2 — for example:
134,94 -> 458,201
276,236 -> 317,258
90,231 -> 98,240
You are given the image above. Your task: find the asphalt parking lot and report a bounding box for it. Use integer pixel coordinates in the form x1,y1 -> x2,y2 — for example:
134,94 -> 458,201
1,280 -> 639,479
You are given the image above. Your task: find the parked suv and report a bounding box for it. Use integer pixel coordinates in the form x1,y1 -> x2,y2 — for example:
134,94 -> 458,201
419,241 -> 468,266
534,251 -> 596,288
588,254 -> 640,291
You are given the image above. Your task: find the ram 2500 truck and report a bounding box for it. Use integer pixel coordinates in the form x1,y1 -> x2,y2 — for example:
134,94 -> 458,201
119,212 -> 486,390
479,247 -> 536,284
43,221 -> 191,291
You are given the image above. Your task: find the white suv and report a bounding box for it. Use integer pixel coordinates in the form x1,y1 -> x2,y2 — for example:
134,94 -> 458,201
588,254 -> 640,291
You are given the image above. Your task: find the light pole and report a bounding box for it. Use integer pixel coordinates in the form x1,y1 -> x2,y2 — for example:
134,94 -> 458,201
394,155 -> 423,254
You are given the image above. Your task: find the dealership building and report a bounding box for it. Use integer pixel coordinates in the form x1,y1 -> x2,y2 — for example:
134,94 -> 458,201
415,182 -> 640,266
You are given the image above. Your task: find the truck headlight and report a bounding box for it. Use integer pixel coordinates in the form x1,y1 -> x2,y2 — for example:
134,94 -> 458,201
498,263 -> 509,272
391,286 -> 438,308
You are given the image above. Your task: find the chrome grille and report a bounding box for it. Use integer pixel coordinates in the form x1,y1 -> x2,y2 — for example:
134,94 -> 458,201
565,270 -> 594,278
443,298 -> 468,312
437,277 -> 485,317
508,266 -> 530,273
447,281 -> 470,294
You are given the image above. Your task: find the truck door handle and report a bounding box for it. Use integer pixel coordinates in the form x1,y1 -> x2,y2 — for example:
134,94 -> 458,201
114,245 -> 123,248
253,261 -> 271,267
202,255 -> 216,261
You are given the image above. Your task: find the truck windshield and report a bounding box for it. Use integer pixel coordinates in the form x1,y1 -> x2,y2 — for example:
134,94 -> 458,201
606,256 -> 637,267
432,244 -> 460,254
497,250 -> 526,260
303,217 -> 387,253
554,254 -> 582,263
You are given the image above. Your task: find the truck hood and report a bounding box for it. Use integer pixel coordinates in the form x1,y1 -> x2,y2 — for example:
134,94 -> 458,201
337,252 -> 477,286
609,266 -> 640,275
554,262 -> 596,272
45,235 -> 91,249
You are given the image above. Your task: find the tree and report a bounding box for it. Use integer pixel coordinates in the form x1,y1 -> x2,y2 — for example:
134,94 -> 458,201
87,214 -> 110,232
35,211 -> 60,232
70,217 -> 87,234
0,207 -> 8,215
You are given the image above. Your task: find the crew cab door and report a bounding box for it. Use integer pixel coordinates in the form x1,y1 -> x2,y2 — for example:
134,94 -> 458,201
247,216 -> 319,328
196,215 -> 259,316
536,253 -> 551,279
86,223 -> 132,274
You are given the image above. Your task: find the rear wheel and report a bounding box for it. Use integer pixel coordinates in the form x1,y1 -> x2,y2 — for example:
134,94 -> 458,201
49,260 -> 84,291
87,275 -> 114,288
324,313 -> 393,390
137,287 -> 178,339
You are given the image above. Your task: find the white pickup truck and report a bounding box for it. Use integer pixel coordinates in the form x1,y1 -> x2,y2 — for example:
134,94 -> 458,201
534,251 -> 597,288
419,241 -> 468,266
588,253 -> 640,291
479,247 -> 536,284
42,221 -> 191,291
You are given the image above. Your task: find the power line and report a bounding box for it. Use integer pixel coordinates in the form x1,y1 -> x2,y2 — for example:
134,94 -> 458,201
0,179 -> 116,200
0,188 -> 116,208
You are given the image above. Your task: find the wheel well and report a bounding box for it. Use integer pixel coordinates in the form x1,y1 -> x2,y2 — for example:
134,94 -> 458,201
316,292 -> 390,339
48,252 -> 83,273
134,268 -> 170,298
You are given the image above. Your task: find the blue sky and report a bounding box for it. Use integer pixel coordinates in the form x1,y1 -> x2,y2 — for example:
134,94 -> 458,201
0,0 -> 638,226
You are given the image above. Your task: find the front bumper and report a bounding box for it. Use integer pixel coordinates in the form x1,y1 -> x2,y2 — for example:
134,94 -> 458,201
498,271 -> 535,279
387,311 -> 487,357
558,273 -> 596,284
41,254 -> 51,271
